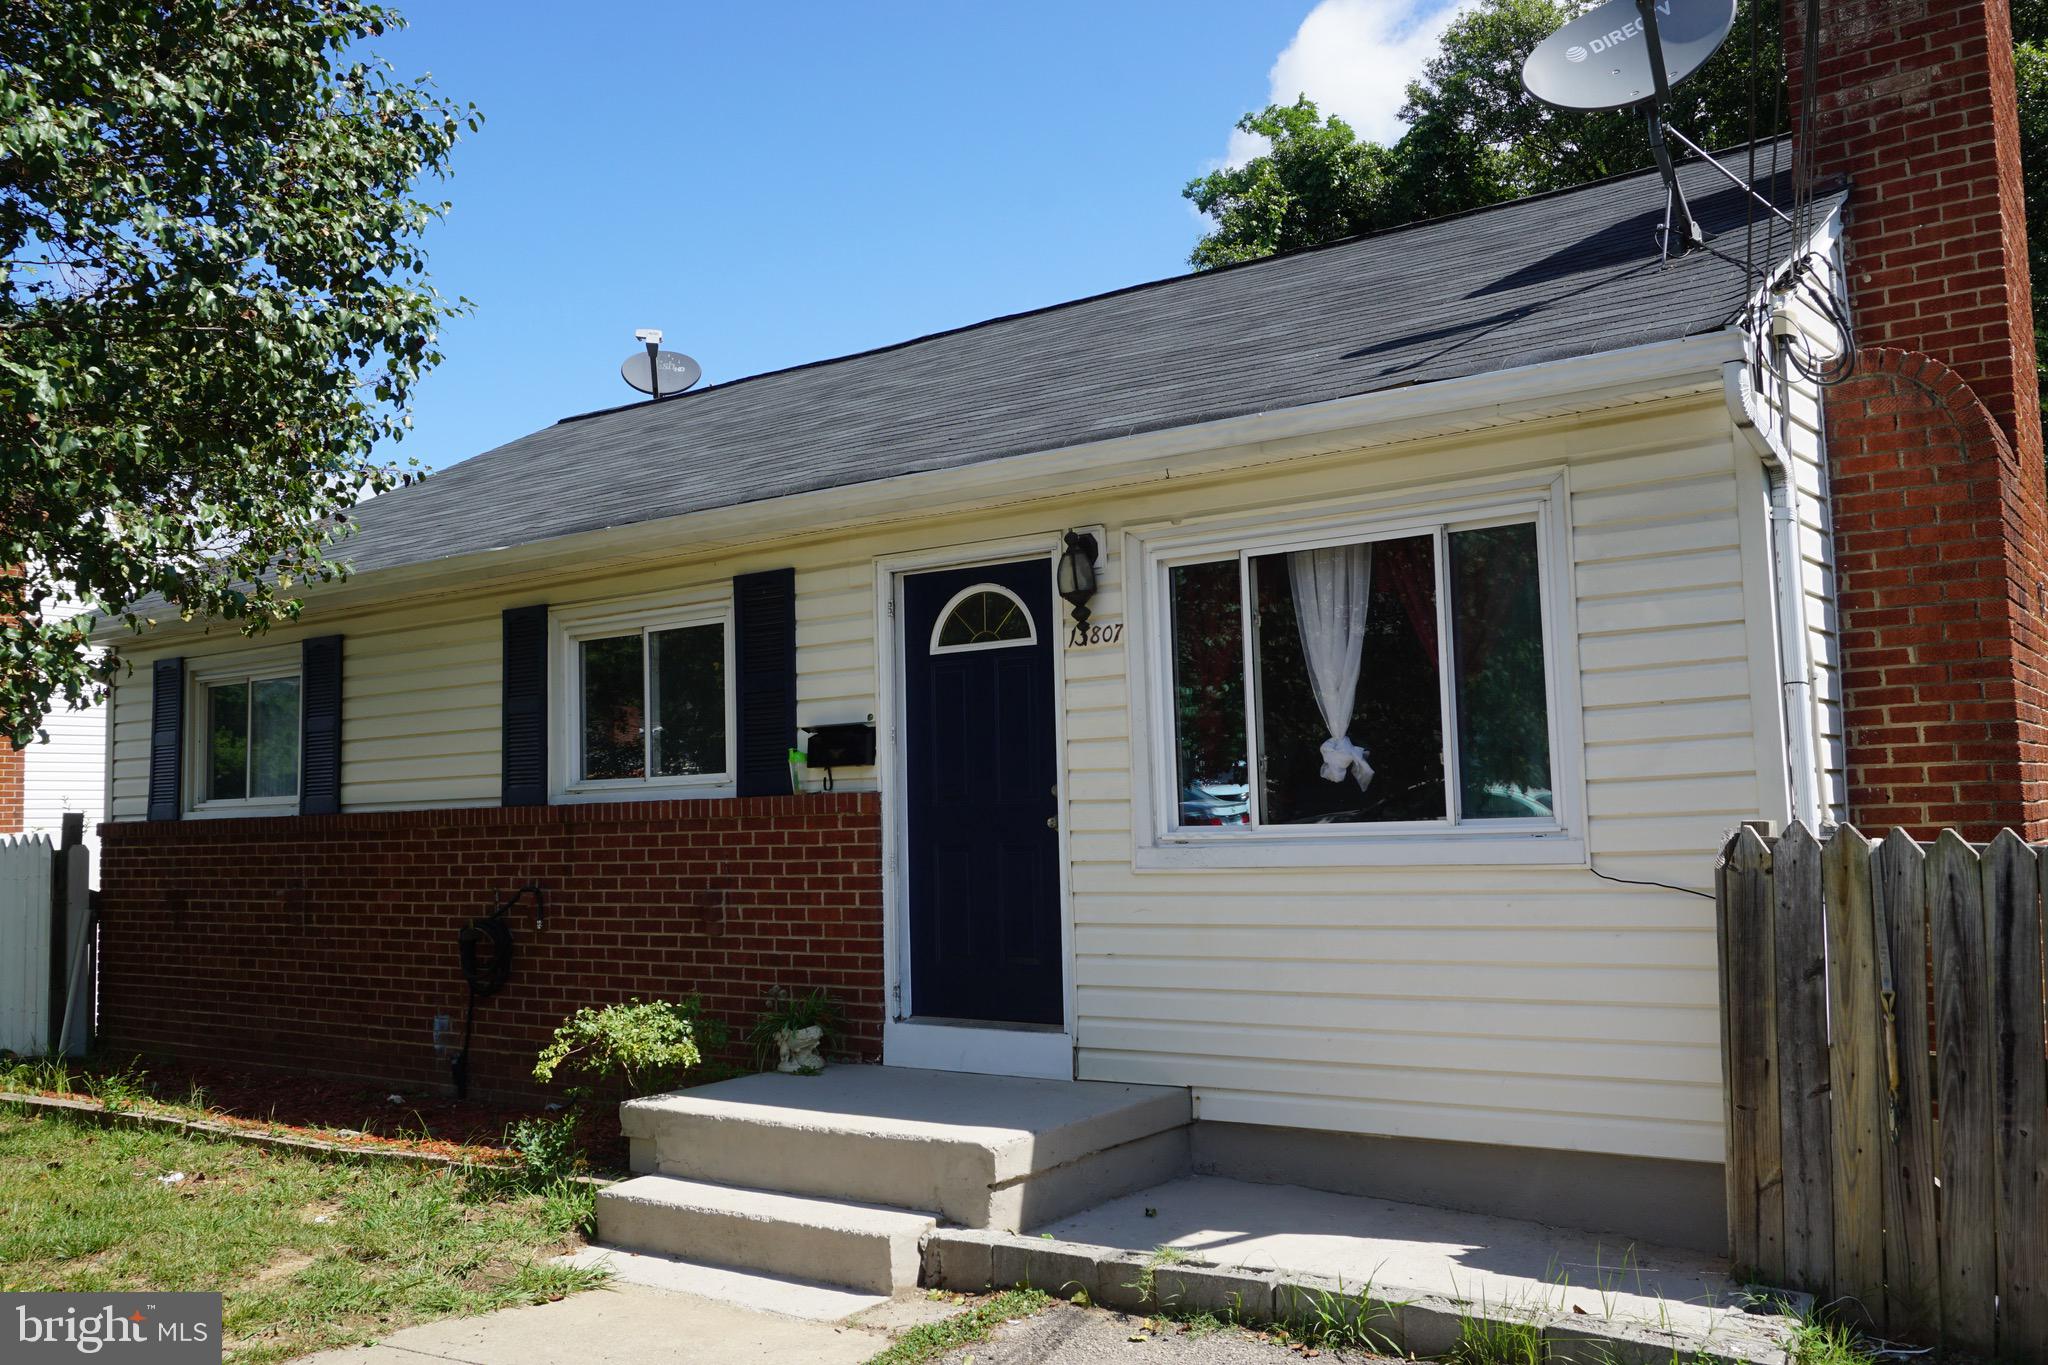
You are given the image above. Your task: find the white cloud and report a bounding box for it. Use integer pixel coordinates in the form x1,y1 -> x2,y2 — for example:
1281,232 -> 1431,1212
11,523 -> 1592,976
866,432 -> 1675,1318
1227,0 -> 1471,164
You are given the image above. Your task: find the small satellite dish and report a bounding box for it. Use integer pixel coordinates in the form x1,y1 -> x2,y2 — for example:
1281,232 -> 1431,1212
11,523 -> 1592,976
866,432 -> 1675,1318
620,348 -> 702,398
1521,0 -> 1736,111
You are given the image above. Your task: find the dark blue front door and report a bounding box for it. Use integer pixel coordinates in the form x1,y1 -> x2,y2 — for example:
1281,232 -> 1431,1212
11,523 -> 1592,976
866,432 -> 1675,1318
903,558 -> 1063,1026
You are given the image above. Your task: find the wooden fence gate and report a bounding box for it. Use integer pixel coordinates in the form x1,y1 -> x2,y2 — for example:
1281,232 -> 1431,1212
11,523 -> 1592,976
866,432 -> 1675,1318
0,818 -> 92,1058
1718,822 -> 2047,1358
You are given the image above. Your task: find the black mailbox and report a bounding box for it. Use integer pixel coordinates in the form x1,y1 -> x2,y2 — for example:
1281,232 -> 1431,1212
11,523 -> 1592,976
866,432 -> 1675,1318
803,722 -> 876,770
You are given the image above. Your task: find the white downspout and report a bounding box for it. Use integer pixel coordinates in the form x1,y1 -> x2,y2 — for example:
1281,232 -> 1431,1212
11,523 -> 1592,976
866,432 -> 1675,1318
1724,353 -> 1823,831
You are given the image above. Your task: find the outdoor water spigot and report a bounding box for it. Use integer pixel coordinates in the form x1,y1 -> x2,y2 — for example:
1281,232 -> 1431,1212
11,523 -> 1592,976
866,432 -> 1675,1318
489,881 -> 546,933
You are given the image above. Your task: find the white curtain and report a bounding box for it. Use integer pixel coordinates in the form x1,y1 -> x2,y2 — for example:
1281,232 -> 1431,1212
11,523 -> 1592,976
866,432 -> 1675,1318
1287,544 -> 1375,790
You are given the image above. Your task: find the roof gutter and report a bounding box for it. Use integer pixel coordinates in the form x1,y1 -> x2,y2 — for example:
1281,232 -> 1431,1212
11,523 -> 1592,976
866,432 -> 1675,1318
97,329 -> 1747,644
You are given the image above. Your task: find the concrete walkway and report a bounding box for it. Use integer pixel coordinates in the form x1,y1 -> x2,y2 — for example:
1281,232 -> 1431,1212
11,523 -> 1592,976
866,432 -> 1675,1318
293,1281 -> 897,1365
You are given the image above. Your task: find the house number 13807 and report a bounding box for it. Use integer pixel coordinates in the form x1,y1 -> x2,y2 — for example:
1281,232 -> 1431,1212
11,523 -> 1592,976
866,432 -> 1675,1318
1067,623 -> 1123,648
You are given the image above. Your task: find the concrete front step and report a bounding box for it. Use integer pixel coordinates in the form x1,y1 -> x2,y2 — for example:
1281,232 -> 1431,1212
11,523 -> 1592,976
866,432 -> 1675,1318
595,1175 -> 934,1294
620,1065 -> 1192,1231
554,1245 -> 892,1322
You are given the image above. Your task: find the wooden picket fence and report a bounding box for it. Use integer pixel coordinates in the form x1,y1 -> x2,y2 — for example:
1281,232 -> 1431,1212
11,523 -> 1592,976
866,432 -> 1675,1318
1718,822 -> 2047,1358
0,820 -> 92,1059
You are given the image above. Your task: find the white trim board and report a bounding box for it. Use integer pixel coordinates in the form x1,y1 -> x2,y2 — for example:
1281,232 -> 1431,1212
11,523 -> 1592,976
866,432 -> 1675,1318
883,1020 -> 1073,1081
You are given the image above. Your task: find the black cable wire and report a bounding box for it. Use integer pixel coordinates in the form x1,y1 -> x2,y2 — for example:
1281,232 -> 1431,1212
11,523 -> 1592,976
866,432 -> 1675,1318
1744,0 -> 1761,306
1765,10 -> 1786,282
1794,0 -> 1823,244
1715,0 -> 1858,397
1589,864 -> 1715,900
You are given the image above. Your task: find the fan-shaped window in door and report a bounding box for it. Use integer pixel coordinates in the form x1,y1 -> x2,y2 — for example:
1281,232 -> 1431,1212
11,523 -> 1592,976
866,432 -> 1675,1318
930,584 -> 1037,653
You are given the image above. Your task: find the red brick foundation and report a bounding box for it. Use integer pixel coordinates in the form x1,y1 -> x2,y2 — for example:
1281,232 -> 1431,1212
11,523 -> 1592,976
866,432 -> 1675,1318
97,793 -> 883,1100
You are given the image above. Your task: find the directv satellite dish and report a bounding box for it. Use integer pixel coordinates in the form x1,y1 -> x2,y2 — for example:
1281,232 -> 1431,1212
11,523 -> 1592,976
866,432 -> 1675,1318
621,348 -> 702,399
1521,0 -> 1735,112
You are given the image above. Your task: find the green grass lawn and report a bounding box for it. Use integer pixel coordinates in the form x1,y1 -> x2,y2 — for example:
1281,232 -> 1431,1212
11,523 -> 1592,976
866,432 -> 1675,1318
0,1107 -> 607,1364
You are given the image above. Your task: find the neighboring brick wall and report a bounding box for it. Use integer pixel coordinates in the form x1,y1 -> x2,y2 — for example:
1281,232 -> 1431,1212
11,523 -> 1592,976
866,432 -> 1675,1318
1785,0 -> 2048,836
0,743 -> 20,833
97,793 -> 883,1099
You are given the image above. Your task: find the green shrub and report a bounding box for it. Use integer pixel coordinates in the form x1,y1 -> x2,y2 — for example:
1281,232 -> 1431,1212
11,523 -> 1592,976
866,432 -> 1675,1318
532,997 -> 722,1102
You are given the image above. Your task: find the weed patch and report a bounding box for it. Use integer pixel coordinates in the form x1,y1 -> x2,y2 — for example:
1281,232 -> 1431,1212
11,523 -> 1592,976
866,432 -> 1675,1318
1447,1307 -> 1547,1365
861,1288 -> 1052,1365
1788,1314 -> 1882,1365
1270,1277 -> 1405,1355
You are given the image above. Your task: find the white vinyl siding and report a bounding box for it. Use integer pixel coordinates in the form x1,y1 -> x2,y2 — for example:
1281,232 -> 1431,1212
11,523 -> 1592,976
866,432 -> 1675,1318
1063,408 -> 1755,1163
22,595 -> 107,872
23,700 -> 105,877
106,390 -> 1784,1164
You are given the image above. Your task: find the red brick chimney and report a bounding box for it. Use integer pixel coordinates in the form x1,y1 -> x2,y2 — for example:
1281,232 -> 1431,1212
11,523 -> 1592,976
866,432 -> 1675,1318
1788,0 -> 2048,836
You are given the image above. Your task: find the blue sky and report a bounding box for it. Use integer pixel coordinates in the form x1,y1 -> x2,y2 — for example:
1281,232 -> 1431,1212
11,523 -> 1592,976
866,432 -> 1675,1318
371,2 -> 1462,470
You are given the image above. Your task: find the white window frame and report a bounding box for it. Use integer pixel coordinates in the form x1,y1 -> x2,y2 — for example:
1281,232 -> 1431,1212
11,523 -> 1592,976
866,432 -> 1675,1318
550,587 -> 737,803
1128,470 -> 1587,870
928,582 -> 1040,654
186,647 -> 301,817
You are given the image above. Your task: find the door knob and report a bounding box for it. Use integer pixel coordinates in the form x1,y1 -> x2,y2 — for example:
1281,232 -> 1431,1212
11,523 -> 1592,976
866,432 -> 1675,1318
1045,817 -> 1058,829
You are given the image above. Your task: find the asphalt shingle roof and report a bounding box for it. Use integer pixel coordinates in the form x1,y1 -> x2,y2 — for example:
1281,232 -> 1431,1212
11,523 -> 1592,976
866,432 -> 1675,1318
339,145 -> 1835,578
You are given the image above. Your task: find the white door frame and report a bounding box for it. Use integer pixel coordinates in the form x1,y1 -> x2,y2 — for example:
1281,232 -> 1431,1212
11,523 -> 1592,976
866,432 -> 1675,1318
874,532 -> 1079,1080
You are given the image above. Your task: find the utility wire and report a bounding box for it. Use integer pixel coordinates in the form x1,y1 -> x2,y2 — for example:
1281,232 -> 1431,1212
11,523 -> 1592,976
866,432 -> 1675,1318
1589,864 -> 1715,901
1744,0 -> 1761,307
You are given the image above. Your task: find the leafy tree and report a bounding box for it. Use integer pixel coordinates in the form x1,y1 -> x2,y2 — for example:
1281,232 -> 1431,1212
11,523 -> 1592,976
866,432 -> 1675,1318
2017,0 -> 2048,46
1185,0 -> 1785,267
0,1 -> 477,743
1184,100 -> 1401,270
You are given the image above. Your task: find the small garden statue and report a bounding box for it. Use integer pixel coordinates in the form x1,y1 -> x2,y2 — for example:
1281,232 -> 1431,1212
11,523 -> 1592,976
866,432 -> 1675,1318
750,987 -> 841,1075
775,1024 -> 824,1073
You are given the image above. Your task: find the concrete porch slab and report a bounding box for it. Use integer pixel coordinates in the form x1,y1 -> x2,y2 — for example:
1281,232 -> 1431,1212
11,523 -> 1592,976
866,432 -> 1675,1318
621,1065 -> 1191,1230
1016,1175 -> 1801,1359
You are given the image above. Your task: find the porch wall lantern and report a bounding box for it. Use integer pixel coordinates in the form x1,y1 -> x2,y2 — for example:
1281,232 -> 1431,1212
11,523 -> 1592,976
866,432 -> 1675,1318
1057,530 -> 1100,625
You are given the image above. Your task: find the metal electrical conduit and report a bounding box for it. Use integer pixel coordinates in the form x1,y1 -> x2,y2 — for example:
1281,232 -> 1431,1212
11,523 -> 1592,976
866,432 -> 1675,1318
1723,350 -> 1824,833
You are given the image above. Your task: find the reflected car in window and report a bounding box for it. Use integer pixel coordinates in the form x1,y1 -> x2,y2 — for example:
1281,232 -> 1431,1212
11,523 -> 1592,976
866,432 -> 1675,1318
1179,779 -> 1251,826
1466,784 -> 1554,819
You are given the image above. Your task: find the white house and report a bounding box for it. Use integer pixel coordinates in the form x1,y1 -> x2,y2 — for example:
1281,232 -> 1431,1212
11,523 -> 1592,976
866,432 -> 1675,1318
92,150 -> 1846,1254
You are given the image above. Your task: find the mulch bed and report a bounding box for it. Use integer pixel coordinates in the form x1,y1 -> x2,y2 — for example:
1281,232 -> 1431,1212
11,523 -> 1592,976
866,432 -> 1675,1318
11,1057 -> 633,1172
140,1060 -> 547,1161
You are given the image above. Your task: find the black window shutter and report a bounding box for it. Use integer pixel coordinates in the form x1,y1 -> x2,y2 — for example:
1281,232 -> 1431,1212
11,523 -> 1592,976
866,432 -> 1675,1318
733,568 -> 797,798
299,635 -> 344,815
146,657 -> 184,822
501,604 -> 550,807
